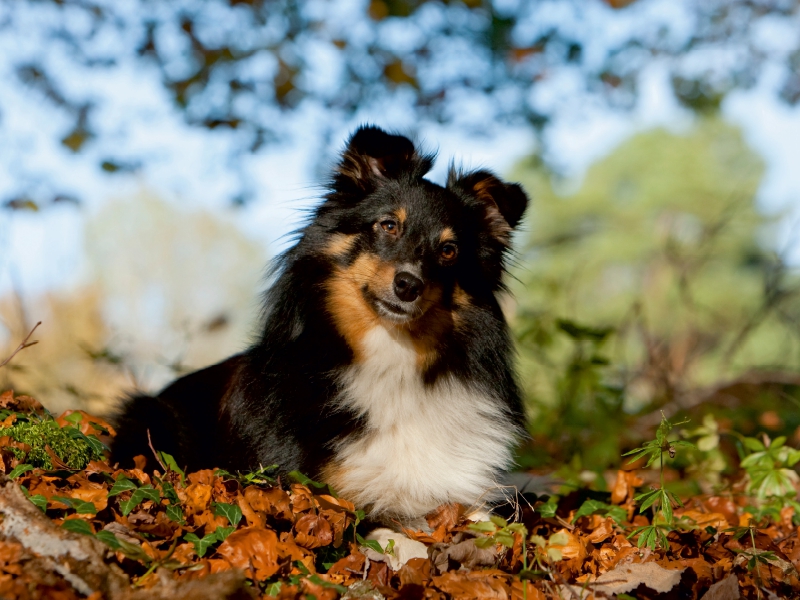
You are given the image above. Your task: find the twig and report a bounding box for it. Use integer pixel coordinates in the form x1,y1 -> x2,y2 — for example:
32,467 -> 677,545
147,429 -> 168,472
0,321 -> 41,368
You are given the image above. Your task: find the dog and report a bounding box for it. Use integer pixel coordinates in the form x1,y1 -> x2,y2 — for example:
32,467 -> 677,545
111,126 -> 530,546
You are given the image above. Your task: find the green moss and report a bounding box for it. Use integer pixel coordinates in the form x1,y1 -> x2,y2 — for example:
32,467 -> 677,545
2,417 -> 105,470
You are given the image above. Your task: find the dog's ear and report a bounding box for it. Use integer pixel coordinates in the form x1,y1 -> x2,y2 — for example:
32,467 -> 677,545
448,169 -> 529,244
337,126 -> 421,190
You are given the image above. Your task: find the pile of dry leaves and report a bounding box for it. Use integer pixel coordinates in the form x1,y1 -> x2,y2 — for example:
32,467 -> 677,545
0,389 -> 798,599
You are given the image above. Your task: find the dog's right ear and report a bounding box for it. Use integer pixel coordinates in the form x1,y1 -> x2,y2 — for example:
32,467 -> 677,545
336,126 -> 425,191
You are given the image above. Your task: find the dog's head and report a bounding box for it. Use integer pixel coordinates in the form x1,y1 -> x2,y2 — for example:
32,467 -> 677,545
316,125 -> 529,336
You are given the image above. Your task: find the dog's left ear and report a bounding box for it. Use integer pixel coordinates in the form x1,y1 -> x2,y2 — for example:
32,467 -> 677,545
448,170 -> 529,244
337,126 -> 426,191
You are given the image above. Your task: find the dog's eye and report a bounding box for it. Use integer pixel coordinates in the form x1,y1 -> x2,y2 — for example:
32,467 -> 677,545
380,219 -> 398,235
440,243 -> 458,262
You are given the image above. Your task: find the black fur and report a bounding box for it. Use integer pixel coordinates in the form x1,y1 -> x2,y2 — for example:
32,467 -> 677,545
111,125 -> 530,492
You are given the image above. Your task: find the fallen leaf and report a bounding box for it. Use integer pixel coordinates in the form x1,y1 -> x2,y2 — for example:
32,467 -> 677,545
611,469 -> 643,504
432,571 -> 509,599
430,538 -> 498,574
216,526 -> 281,581
702,573 -> 741,599
293,513 -> 334,549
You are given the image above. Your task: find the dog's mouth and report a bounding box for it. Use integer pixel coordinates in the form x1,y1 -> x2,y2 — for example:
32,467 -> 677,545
362,287 -> 418,324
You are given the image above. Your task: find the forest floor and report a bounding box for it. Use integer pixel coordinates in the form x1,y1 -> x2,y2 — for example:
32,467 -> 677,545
0,389 -> 798,600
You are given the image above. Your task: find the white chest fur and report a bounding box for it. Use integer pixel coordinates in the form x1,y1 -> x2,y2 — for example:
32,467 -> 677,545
332,326 -> 517,520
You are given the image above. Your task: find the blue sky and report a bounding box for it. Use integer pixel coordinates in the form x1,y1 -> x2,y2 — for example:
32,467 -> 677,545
1,0 -> 800,306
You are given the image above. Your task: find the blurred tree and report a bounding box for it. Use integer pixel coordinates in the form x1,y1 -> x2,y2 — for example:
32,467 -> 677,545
2,0 -> 800,207
510,118 -> 800,469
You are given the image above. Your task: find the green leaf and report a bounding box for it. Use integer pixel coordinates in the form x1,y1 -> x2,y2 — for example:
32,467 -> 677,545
528,535 -> 546,548
661,491 -> 673,524
185,532 -> 219,558
489,515 -> 508,528
546,547 -> 563,562
606,505 -> 627,524
166,504 -> 184,524
742,437 -> 765,452
214,526 -> 235,543
467,521 -> 497,533
265,582 -> 282,596
64,412 -> 83,426
473,536 -> 496,549
157,450 -> 185,480
507,523 -> 527,535
61,519 -> 93,535
287,470 -> 326,489
537,499 -> 558,518
159,480 -> 180,505
108,475 -> 138,498
95,530 -> 121,550
213,502 -> 242,527
28,494 -> 48,512
548,531 -> 570,547
119,485 -> 161,516
7,464 -> 33,479
572,498 -> 610,523
356,533 -> 385,554
384,538 -> 396,556
52,496 -> 97,515
117,537 -> 152,563
494,531 -> 514,547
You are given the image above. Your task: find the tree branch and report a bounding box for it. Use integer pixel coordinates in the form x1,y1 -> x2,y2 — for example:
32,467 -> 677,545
0,321 -> 42,368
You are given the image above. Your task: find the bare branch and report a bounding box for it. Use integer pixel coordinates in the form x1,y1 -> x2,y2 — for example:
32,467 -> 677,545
0,321 -> 42,369
146,429 -> 168,472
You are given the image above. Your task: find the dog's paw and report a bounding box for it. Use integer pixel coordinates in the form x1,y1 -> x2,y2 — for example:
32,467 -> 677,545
465,509 -> 492,523
364,527 -> 428,570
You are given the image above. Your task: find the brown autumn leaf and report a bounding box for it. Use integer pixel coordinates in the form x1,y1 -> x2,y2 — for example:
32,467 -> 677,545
293,513 -> 334,549
430,538 -> 498,574
432,571 -> 510,599
289,483 -> 317,513
55,410 -> 117,437
326,550 -> 366,585
550,528 -> 587,561
427,503 -> 465,531
182,482 -> 213,515
187,469 -> 216,486
586,516 -> 616,544
703,496 -> 739,526
237,491 -> 264,528
611,469 -> 644,504
243,485 -> 293,521
216,526 -> 281,581
679,509 -> 729,530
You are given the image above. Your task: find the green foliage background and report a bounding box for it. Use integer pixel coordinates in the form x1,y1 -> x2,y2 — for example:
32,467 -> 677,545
509,118 -> 800,471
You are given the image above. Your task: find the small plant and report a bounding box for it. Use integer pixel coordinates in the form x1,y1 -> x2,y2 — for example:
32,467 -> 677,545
739,434 -> 800,501
623,412 -> 694,549
681,414 -> 727,491
0,410 -> 106,470
725,522 -> 779,593
468,516 -> 565,599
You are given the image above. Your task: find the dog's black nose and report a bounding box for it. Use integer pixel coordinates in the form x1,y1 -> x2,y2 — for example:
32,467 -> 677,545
393,272 -> 423,302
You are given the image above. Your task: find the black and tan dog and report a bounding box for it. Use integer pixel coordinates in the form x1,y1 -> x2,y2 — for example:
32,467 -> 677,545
111,126 -> 530,548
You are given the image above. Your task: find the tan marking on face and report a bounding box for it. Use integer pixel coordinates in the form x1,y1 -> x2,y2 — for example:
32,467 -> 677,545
440,227 -> 455,244
324,233 -> 358,257
326,254 -> 394,361
395,207 -> 407,225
